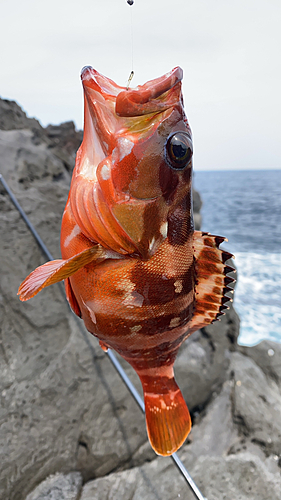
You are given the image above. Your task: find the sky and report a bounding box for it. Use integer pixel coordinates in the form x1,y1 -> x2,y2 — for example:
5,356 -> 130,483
1,0 -> 281,171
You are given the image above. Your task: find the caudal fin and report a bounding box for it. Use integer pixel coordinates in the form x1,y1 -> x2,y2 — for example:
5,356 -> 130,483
143,379 -> 191,456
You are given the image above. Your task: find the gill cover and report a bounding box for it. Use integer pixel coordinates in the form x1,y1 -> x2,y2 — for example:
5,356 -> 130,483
69,66 -> 193,258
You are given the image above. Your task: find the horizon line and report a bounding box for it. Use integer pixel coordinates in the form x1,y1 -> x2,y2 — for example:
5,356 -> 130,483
193,167 -> 281,172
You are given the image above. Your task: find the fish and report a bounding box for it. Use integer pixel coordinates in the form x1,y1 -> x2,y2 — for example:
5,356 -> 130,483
18,66 -> 235,456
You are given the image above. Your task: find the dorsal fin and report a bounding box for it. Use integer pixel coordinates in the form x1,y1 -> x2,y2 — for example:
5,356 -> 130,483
189,231 -> 236,334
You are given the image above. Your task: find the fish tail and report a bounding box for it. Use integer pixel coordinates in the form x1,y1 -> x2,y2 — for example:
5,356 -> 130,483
141,373 -> 191,456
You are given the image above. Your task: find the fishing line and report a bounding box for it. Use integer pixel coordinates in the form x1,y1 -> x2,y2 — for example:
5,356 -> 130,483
126,0 -> 134,88
0,173 -> 207,500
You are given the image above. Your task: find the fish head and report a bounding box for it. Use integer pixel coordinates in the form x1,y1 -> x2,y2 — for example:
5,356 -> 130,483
74,66 -> 193,258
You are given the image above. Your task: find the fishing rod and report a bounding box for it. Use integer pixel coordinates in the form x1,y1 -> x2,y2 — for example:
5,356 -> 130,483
0,174 -> 207,500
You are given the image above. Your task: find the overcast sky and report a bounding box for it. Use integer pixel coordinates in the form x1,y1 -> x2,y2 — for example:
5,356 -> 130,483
1,0 -> 281,170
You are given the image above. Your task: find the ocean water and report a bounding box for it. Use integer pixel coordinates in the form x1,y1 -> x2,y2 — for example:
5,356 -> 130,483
193,169 -> 281,346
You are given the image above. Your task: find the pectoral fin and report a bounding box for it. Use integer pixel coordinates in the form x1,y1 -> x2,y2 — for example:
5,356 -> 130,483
189,231 -> 236,334
18,246 -> 103,301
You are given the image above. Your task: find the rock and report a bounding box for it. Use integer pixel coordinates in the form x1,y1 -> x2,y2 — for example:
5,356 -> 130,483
25,472 -> 82,500
193,211 -> 202,230
0,98 -> 42,132
188,378 -> 238,457
45,122 -> 83,170
0,98 -> 82,186
191,453 -> 281,500
176,302 -> 240,414
79,449 -> 281,500
79,459 -> 188,500
193,187 -> 203,213
230,351 -> 281,457
193,189 -> 202,229
238,340 -> 281,384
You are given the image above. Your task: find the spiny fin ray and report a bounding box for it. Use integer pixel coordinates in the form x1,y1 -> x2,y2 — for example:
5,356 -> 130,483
189,231 -> 236,333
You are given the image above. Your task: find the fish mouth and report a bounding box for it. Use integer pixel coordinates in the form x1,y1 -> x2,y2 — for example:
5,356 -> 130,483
81,66 -> 183,119
80,66 -> 184,170
115,67 -> 183,117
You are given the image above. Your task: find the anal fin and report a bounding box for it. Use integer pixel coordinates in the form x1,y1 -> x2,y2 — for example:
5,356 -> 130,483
189,231 -> 236,334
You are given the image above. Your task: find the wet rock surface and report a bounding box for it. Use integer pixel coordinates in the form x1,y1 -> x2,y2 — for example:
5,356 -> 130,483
0,98 -> 280,500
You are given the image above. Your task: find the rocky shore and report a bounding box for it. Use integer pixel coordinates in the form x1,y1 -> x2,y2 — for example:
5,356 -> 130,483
0,98 -> 280,500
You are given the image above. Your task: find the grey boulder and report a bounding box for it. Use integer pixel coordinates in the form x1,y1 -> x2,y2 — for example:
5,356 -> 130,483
25,472 -> 82,500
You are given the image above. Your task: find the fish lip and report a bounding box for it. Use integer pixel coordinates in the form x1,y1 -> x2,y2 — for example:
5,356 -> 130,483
116,67 -> 183,117
80,66 -> 123,97
126,67 -> 183,104
81,65 -> 92,77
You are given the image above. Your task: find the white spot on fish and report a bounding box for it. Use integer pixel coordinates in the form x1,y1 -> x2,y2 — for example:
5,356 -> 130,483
64,225 -> 81,248
130,325 -> 142,333
149,236 -> 156,252
160,400 -> 167,410
117,137 -> 134,161
174,280 -> 183,293
160,222 -> 168,238
100,163 -> 110,180
116,278 -> 144,307
116,278 -> 135,293
123,289 -> 144,308
169,317 -> 181,328
80,156 -> 97,180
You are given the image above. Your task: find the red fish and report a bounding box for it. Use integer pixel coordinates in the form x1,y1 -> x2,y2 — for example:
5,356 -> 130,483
18,66 -> 234,456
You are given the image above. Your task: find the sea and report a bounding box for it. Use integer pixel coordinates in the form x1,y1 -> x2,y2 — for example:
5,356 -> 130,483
193,169 -> 281,346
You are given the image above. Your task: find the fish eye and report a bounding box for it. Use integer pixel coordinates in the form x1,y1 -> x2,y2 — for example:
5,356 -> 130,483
165,132 -> 193,170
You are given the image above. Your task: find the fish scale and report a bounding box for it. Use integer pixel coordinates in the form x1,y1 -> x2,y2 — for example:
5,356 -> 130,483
18,65 -> 235,457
